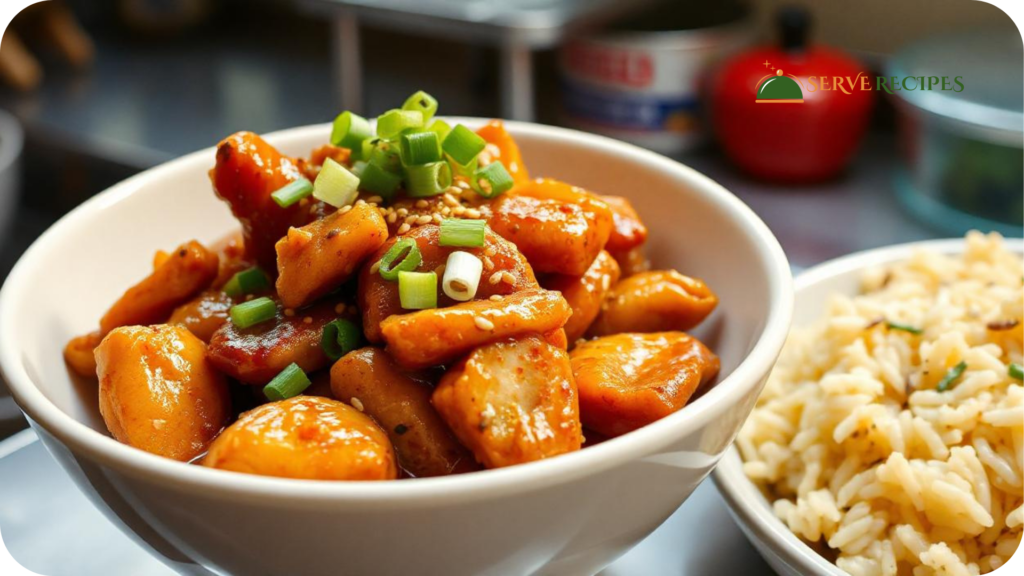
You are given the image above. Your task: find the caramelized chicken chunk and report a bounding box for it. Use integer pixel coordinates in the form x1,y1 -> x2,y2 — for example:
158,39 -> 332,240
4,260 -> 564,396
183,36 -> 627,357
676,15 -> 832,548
488,178 -> 613,276
570,332 -> 719,437
63,331 -> 102,378
433,335 -> 583,468
542,250 -> 621,344
380,289 -> 571,370
168,289 -> 236,343
207,299 -> 349,384
95,325 -> 231,461
331,347 -> 478,477
609,246 -> 651,277
476,120 -> 530,185
99,240 -> 219,336
275,201 -> 389,309
204,396 -> 397,481
358,224 -> 538,343
210,131 -> 316,271
590,270 -> 717,336
601,195 -> 648,253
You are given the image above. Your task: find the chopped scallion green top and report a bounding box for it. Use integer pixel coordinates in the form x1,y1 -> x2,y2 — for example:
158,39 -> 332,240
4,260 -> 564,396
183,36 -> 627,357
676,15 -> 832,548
886,321 -> 923,335
936,361 -> 967,392
230,297 -> 277,329
263,363 -> 312,401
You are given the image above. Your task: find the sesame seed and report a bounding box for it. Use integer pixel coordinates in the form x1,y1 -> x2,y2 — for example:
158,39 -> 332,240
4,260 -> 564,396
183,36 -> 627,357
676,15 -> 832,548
483,256 -> 494,270
445,185 -> 463,196
387,212 -> 397,223
356,199 -> 366,206
464,208 -> 482,219
501,271 -> 515,285
484,246 -> 496,257
485,143 -> 500,157
432,213 -> 443,224
453,206 -> 467,216
456,180 -> 471,190
284,308 -> 296,317
397,223 -> 411,234
488,272 -> 503,285
477,152 -> 493,166
415,199 -> 429,209
441,206 -> 451,216
416,215 -> 432,225
443,193 -> 459,206
489,294 -> 503,301
369,261 -> 381,274
404,215 -> 418,225
367,195 -> 383,204
152,419 -> 166,430
396,208 -> 409,217
351,397 -> 364,412
335,303 -> 346,314
303,316 -> 313,324
474,317 -> 495,331
309,205 -> 318,214
340,204 -> 353,214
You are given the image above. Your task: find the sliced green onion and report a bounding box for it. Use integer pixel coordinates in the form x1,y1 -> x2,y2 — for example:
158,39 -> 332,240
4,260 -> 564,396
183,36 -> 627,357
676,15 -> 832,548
313,158 -> 360,208
270,178 -> 314,208
1009,363 -> 1024,381
321,319 -> 362,361
230,296 -> 277,329
473,161 -> 514,198
223,267 -> 270,297
378,238 -> 422,281
447,156 -> 477,178
398,271 -> 437,309
330,111 -> 373,154
442,124 -> 486,166
401,131 -> 441,165
351,160 -> 368,177
263,363 -> 312,401
886,321 -> 923,335
359,162 -> 403,199
936,361 -> 968,392
405,161 -> 452,197
401,91 -> 438,122
426,119 -> 452,140
368,140 -> 403,174
376,109 -> 423,139
442,251 -> 483,302
439,218 -> 486,247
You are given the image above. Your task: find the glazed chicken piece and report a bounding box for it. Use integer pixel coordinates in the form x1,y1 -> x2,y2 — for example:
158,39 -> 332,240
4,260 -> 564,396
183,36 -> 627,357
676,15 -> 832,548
476,120 -> 530,185
488,178 -> 613,276
211,131 -> 318,272
209,230 -> 254,288
432,335 -> 583,468
542,250 -> 621,344
600,195 -> 648,254
570,332 -> 719,437
63,331 -> 102,378
358,223 -> 538,343
99,240 -> 219,336
589,270 -> 718,336
168,289 -> 237,343
207,298 -> 353,385
380,289 -> 572,370
204,396 -> 397,481
331,347 -> 479,477
275,201 -> 389,309
610,246 -> 651,277
95,325 -> 231,461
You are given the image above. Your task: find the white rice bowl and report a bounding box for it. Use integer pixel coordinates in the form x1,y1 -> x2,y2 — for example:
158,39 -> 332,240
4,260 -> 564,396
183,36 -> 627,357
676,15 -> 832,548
738,232 -> 1023,575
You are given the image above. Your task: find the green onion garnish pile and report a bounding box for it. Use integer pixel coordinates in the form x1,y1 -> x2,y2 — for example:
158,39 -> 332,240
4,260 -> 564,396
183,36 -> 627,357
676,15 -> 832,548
312,90 -> 515,205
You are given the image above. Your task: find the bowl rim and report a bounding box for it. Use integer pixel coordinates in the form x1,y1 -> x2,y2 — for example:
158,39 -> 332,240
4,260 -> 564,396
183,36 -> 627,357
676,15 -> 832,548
0,118 -> 792,507
713,236 -> 1024,576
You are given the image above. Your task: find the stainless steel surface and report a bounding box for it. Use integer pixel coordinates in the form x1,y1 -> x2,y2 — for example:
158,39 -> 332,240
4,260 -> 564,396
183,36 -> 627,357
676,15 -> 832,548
300,0 -> 659,121
0,428 -> 773,574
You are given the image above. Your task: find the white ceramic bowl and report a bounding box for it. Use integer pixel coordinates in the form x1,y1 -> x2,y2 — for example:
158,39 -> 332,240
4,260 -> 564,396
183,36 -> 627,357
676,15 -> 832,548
714,238 -> 1024,576
0,119 -> 792,576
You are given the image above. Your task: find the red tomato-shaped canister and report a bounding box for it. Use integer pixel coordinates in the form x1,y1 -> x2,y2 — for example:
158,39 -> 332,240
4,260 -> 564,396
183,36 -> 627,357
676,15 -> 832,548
709,8 -> 873,182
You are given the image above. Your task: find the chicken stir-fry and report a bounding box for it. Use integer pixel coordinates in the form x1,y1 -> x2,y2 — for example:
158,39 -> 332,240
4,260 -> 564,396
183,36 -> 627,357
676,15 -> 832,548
65,91 -> 721,480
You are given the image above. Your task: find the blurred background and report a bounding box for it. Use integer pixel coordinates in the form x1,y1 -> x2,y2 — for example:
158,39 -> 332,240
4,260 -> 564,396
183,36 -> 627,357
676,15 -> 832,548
0,0 -> 1021,432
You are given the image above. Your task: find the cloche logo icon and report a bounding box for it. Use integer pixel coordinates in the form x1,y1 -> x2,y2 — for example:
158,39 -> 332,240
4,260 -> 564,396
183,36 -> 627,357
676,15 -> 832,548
755,69 -> 804,104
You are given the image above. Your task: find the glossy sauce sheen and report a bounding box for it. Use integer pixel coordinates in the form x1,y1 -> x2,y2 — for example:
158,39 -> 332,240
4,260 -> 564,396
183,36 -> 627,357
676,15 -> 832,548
570,332 -> 720,437
433,335 -> 583,468
168,290 -> 237,343
488,179 -> 614,276
542,250 -> 621,344
358,224 -> 539,343
95,325 -> 231,461
590,270 -> 718,336
380,289 -> 571,370
203,396 -> 397,480
330,348 -> 478,477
